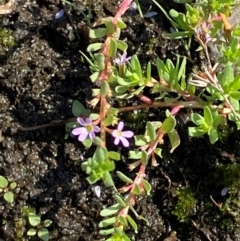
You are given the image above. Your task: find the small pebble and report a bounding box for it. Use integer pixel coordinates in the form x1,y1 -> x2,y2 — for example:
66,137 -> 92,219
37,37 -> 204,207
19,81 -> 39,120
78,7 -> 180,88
144,11 -> 158,18
55,9 -> 64,20
92,185 -> 101,198
221,187 -> 229,196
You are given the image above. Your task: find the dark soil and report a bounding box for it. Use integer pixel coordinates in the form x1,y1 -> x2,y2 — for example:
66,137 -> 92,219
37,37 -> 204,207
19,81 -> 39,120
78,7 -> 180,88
1,0 -> 240,241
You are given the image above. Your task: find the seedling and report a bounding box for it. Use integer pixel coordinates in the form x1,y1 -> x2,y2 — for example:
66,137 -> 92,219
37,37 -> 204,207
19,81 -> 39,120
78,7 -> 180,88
0,175 -> 17,203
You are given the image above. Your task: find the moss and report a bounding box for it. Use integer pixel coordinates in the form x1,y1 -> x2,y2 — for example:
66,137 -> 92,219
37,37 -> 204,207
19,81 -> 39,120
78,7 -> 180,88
172,187 -> 197,222
0,27 -> 16,55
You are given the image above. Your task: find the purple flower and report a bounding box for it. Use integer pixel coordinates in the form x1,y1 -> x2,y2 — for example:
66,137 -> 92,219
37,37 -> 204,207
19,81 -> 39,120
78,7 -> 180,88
113,53 -> 131,65
72,117 -> 100,142
112,122 -> 134,147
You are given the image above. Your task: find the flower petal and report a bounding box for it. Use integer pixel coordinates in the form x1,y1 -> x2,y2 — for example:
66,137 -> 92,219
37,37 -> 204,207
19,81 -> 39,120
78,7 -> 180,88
93,126 -> 100,133
121,130 -> 134,138
72,127 -> 85,136
112,130 -> 118,138
85,118 -> 92,124
89,131 -> 96,140
114,137 -> 120,145
77,117 -> 86,126
78,131 -> 88,142
119,136 -> 129,147
117,121 -> 124,131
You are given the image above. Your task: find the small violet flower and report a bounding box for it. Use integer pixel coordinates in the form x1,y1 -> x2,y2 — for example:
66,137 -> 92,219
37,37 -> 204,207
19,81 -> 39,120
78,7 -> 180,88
72,117 -> 100,142
113,53 -> 131,65
112,121 -> 134,147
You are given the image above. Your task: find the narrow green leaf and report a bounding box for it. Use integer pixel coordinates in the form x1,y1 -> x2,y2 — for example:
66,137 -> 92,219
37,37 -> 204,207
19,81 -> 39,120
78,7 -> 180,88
95,53 -> 105,71
116,171 -> 133,184
108,151 -> 120,161
116,40 -> 128,52
87,43 -> 102,52
190,113 -> 205,125
130,55 -> 142,79
89,28 -> 107,38
115,194 -> 126,207
99,228 -> 115,236
204,106 -> 213,126
100,81 -> 109,97
118,216 -> 128,226
141,151 -> 149,165
132,184 -> 141,195
164,31 -> 191,39
99,217 -> 117,228
100,203 -> 121,217
147,62 -> 151,81
126,215 -> 138,233
95,147 -> 107,163
103,171 -> 115,187
141,179 -> 152,195
209,127 -> 218,144
109,39 -> 117,57
154,148 -> 162,158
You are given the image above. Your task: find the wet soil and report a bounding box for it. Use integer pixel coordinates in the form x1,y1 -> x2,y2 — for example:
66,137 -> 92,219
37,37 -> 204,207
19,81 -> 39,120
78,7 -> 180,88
1,0 -> 240,241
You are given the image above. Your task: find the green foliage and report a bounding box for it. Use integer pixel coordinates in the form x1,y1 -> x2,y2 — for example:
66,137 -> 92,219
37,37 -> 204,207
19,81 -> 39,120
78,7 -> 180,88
0,27 -> 16,55
0,175 -> 17,203
172,187 -> 197,222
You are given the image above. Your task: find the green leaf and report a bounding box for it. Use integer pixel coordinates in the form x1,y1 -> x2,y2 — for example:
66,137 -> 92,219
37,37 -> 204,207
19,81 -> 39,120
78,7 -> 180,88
116,40 -> 128,52
190,113 -> 205,125
146,62 -> 151,81
82,139 -> 93,148
28,213 -> 41,227
93,136 -> 103,146
204,106 -> 213,126
209,127 -> 218,144
9,181 -> 17,189
154,148 -> 163,158
161,116 -> 176,134
230,91 -> 240,100
115,194 -> 126,207
109,39 -> 117,57
103,171 -> 115,187
87,43 -> 102,52
100,81 -> 109,97
89,28 -> 108,38
126,215 -> 138,233
99,228 -> 115,235
38,228 -> 50,241
27,228 -> 37,236
130,55 -> 142,79
100,203 -> 121,217
188,126 -> 206,137
95,53 -> 105,71
72,100 -> 86,117
164,31 -> 192,39
108,151 -> 120,161
129,150 -> 143,159
229,96 -> 240,111
146,122 -> 156,140
141,150 -> 149,165
99,217 -> 117,228
168,129 -> 180,153
4,191 -> 14,203
90,71 -> 99,82
141,179 -> 152,195
132,184 -> 141,195
0,176 -> 8,188
134,135 -> 150,146
43,219 -> 52,228
116,171 -> 133,184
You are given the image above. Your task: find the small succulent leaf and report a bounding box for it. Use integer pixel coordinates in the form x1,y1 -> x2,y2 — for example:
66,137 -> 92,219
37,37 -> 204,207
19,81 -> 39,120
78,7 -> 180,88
27,228 -> 37,236
130,55 -> 142,79
0,176 -> 8,188
116,40 -> 128,52
209,127 -> 218,144
168,129 -> 181,153
141,179 -> 152,195
132,184 -> 141,195
188,126 -> 206,137
116,171 -> 133,184
109,39 -> 117,57
229,96 -> 240,110
4,191 -> 14,203
99,217 -> 117,228
190,113 -> 205,125
146,122 -> 156,140
28,213 -> 41,227
89,28 -> 108,38
93,136 -> 103,146
118,216 -> 128,226
164,31 -> 192,39
141,150 -> 149,165
204,106 -> 213,126
82,139 -> 93,148
115,194 -> 126,207
87,43 -> 102,52
100,203 -> 121,217
99,228 -> 115,235
126,215 -> 138,233
230,91 -> 240,100
90,71 -> 99,82
95,147 -> 107,162
108,151 -> 121,161
103,171 -> 115,187
38,228 -> 50,241
9,181 -> 17,189
72,100 -> 86,117
100,81 -> 109,97
147,62 -> 151,81
128,150 -> 143,159
154,148 -> 163,158
43,219 -> 52,228
161,116 -> 176,134
95,53 -> 105,71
